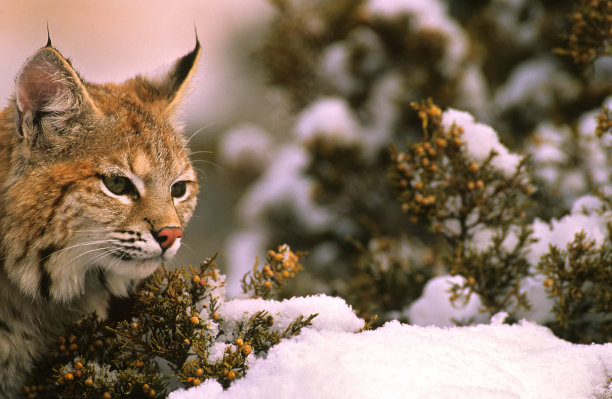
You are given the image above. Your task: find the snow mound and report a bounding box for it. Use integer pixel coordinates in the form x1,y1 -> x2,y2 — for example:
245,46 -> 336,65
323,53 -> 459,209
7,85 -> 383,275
441,108 -> 522,177
170,319 -> 612,399
218,294 -> 364,335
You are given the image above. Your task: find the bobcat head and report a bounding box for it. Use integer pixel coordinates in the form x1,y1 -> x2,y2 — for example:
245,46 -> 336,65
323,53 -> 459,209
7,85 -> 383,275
0,38 -> 201,309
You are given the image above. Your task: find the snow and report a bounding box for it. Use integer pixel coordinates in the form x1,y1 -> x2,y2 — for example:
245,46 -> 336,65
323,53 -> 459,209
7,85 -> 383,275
365,0 -> 468,77
493,58 -> 580,113
407,275 -> 488,326
411,194 -> 611,326
216,294 -> 364,337
319,44 -> 355,95
528,196 -> 611,266
441,108 -> 522,177
218,124 -> 274,172
236,144 -> 333,230
294,97 -> 361,147
170,314 -> 612,399
577,104 -> 612,187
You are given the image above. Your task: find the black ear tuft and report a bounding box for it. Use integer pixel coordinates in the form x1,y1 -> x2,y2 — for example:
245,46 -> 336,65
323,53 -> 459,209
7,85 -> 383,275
162,34 -> 201,104
45,22 -> 52,48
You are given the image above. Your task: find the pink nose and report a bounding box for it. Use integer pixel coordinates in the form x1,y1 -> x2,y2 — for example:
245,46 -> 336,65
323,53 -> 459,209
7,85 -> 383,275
154,227 -> 183,251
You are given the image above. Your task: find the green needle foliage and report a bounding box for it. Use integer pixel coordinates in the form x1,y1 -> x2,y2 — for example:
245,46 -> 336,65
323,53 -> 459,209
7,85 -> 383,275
388,100 -> 536,317
539,229 -> 612,343
23,247 -> 317,398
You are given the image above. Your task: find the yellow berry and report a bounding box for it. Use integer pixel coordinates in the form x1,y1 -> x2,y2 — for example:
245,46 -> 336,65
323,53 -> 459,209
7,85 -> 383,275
212,312 -> 220,320
467,181 -> 475,190
436,138 -> 447,148
235,338 -> 244,347
103,393 -> 112,399
414,181 -> 423,190
69,343 -> 78,351
196,368 -> 204,377
189,316 -> 200,325
64,373 -> 74,381
193,378 -> 201,386
543,279 -> 553,288
192,275 -> 201,284
263,281 -> 273,290
85,378 -> 94,386
242,344 -> 252,356
476,180 -> 484,189
469,163 -> 479,172
227,371 -> 236,380
142,384 -> 151,393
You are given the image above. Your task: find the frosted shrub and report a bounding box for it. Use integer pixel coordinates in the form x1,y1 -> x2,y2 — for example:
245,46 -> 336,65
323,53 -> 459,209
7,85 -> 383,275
217,0 -> 612,338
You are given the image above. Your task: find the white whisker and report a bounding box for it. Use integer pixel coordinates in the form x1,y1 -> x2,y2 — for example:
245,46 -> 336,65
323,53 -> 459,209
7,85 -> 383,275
61,246 -> 116,270
180,242 -> 196,256
182,120 -> 223,152
42,240 -> 117,261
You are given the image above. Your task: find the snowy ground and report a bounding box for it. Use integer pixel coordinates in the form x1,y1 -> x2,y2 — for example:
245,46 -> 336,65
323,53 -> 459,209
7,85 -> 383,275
170,295 -> 612,399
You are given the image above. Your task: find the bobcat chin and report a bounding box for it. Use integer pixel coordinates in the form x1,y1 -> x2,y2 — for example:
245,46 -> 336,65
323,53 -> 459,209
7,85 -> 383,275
0,37 -> 201,396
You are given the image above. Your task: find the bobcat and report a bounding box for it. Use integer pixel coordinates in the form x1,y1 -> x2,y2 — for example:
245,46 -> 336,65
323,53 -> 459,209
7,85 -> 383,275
0,37 -> 200,396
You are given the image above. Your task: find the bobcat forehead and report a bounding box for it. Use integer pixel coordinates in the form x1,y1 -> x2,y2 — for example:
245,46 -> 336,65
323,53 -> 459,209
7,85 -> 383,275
131,150 -> 153,176
0,37 -> 202,396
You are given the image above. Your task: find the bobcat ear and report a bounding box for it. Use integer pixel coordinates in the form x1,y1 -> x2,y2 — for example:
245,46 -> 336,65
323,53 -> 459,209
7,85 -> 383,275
129,37 -> 201,120
15,45 -> 98,138
158,37 -> 201,114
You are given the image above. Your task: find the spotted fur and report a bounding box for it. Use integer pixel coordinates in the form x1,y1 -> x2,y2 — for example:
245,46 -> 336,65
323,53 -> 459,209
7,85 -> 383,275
0,39 -> 201,396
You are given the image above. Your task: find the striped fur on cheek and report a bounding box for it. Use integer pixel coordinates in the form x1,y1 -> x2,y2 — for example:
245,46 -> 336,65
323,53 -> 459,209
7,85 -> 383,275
1,161 -> 106,303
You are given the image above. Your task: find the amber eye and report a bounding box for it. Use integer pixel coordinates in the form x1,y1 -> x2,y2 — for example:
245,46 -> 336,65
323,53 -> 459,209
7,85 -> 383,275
171,181 -> 187,198
102,175 -> 137,197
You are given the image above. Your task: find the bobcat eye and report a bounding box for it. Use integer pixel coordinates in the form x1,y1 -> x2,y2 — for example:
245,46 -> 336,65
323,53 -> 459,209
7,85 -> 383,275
171,181 -> 187,198
102,175 -> 137,197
